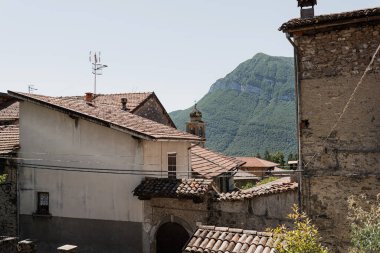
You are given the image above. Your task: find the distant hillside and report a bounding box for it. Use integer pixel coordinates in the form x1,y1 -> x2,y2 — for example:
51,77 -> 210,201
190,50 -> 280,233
170,53 -> 296,156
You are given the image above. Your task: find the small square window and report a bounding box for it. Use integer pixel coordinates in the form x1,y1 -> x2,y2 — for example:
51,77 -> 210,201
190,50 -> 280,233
37,192 -> 49,215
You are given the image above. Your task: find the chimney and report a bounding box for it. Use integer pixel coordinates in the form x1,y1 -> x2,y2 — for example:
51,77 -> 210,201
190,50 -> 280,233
297,0 -> 317,19
85,92 -> 94,102
121,97 -> 128,111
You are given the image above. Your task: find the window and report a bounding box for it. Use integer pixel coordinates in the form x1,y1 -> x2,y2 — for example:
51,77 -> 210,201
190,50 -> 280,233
37,192 -> 49,214
168,153 -> 177,179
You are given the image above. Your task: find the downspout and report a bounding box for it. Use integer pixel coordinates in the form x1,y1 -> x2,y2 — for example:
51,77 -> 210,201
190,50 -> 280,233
286,33 -> 303,211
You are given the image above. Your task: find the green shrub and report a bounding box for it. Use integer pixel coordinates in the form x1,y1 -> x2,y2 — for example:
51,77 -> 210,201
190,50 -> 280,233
271,205 -> 328,253
347,194 -> 380,253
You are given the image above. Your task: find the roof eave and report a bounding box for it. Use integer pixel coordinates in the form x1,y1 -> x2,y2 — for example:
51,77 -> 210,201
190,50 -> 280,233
8,90 -> 155,141
281,15 -> 380,35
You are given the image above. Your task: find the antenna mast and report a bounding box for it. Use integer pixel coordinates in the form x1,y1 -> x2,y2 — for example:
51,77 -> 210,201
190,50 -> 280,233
89,51 -> 108,94
28,85 -> 38,94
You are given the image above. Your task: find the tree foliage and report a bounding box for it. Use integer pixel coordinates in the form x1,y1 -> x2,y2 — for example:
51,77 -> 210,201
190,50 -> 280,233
347,194 -> 380,253
170,53 -> 296,157
271,205 -> 328,253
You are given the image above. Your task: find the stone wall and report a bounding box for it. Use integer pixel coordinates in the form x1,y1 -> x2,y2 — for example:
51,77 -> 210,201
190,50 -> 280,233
134,96 -> 174,127
142,191 -> 297,253
0,160 -> 17,236
294,22 -> 380,252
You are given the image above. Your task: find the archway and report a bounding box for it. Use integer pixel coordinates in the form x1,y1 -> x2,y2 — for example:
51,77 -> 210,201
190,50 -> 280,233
156,222 -> 190,253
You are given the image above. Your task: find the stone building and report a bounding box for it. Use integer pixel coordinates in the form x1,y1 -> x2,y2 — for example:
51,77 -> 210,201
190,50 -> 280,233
0,93 -> 19,236
8,90 -> 201,253
186,104 -> 206,142
134,176 -> 298,253
280,6 -> 380,252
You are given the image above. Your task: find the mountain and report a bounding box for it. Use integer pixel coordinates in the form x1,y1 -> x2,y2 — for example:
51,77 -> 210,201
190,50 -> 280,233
170,53 -> 296,156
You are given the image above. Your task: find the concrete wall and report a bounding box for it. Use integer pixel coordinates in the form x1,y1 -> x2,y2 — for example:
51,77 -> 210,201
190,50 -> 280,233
141,191 -> 297,253
18,101 -> 191,252
294,22 -> 380,252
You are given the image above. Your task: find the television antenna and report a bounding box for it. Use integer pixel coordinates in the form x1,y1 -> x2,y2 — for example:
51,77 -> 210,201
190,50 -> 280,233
28,85 -> 38,94
89,51 -> 108,94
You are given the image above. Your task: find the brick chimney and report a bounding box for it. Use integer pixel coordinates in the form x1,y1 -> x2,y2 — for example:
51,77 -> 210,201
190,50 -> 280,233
85,92 -> 94,102
121,97 -> 128,111
297,0 -> 317,19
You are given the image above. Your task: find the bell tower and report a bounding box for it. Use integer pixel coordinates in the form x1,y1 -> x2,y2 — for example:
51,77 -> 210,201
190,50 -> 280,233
186,104 -> 206,142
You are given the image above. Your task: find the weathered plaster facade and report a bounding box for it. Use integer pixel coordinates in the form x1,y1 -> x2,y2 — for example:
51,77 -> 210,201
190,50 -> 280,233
289,18 -> 380,252
141,191 -> 297,253
17,101 -> 192,253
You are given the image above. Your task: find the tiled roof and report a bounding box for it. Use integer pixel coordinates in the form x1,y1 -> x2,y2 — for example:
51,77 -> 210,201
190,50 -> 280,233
236,157 -> 278,168
184,225 -> 281,253
0,125 -> 19,154
0,101 -> 19,121
8,91 -> 201,141
133,178 -> 212,200
279,7 -> 380,32
88,92 -> 152,112
216,177 -> 298,201
191,145 -> 245,178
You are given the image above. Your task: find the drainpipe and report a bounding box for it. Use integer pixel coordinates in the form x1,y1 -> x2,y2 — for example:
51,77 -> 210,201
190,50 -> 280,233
286,33 -> 303,211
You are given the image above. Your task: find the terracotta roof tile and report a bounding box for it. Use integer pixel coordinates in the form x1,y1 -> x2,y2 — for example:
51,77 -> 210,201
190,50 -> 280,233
236,157 -> 278,168
279,7 -> 380,32
216,177 -> 298,201
133,178 -> 213,200
0,125 -> 19,154
184,225 -> 282,253
0,101 -> 19,121
9,91 -> 201,141
89,92 -> 152,112
191,145 -> 245,178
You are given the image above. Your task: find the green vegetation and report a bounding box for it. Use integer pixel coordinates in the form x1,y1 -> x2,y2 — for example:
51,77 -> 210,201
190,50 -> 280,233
239,177 -> 278,190
240,182 -> 254,190
170,53 -> 296,156
256,176 -> 278,186
347,194 -> 380,253
271,205 -> 328,253
0,174 -> 7,184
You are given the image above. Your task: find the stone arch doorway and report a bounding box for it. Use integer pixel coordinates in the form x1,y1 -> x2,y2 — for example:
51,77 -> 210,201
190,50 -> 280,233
156,222 -> 190,253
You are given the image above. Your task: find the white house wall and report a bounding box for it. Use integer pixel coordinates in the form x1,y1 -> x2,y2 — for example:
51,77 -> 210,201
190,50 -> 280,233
18,101 -> 190,224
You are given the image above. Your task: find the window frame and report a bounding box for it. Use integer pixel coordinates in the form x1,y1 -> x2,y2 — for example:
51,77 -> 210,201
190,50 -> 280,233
167,152 -> 177,179
36,191 -> 50,215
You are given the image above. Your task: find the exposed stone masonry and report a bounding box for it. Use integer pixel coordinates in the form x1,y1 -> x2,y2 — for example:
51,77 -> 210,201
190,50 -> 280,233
293,21 -> 380,252
0,164 -> 17,236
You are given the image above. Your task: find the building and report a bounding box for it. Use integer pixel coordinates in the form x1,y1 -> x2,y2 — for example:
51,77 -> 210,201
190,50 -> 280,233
8,90 -> 201,253
134,176 -> 298,253
280,5 -> 380,252
191,145 -> 245,192
183,225 -> 281,253
235,157 -> 279,178
0,93 -> 20,236
186,104 -> 206,142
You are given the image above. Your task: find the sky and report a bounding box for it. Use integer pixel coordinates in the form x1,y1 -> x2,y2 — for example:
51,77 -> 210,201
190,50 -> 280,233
0,1 -> 378,112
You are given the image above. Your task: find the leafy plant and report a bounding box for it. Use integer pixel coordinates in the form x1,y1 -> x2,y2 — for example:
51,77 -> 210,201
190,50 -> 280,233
271,205 -> 328,253
0,174 -> 8,184
256,176 -> 278,186
347,194 -> 380,253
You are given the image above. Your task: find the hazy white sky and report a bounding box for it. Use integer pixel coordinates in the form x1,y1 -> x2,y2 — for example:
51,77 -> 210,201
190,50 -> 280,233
0,0 -> 378,111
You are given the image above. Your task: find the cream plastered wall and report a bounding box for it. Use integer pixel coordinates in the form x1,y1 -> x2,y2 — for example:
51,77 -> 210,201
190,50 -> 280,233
18,101 -> 190,222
